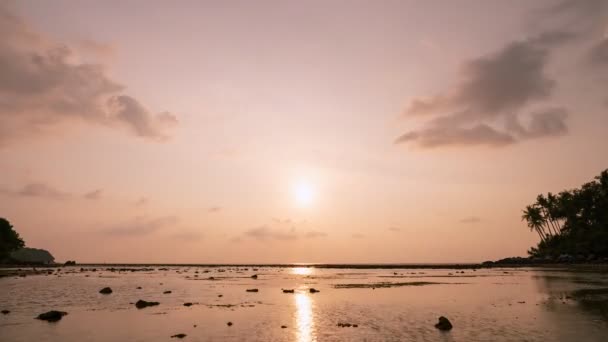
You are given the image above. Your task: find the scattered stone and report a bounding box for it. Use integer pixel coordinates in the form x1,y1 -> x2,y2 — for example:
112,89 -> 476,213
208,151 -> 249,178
183,303 -> 193,307
218,294 -> 223,297
434,316 -> 453,331
36,310 -> 68,322
246,289 -> 259,292
353,324 -> 358,327
517,301 -> 526,304
163,290 -> 172,294
1,310 -> 10,315
227,321 -> 233,326
136,286 -> 142,289
309,288 -> 320,293
337,323 -> 358,328
171,333 -> 187,338
282,289 -> 295,293
281,325 -> 287,329
99,287 -> 113,294
135,300 -> 160,309
251,274 -> 258,279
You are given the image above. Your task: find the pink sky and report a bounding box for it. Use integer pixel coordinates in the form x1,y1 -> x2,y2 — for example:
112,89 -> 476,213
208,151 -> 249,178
1,0 -> 607,263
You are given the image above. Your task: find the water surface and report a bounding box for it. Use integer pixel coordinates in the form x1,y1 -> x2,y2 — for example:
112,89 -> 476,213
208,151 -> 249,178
1,265 -> 607,341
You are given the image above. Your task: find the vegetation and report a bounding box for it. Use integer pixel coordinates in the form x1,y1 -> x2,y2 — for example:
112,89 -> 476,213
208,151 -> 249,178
522,169 -> 608,258
0,217 -> 25,261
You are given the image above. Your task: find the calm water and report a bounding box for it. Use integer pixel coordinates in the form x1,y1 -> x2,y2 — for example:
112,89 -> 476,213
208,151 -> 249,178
1,266 -> 607,341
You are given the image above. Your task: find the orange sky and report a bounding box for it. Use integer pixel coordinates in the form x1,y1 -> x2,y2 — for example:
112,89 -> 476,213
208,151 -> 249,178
1,0 -> 607,263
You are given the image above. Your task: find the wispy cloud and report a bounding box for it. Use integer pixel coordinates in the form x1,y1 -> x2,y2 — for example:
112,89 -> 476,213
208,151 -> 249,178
459,216 -> 482,224
0,4 -> 177,147
0,182 -> 70,200
103,216 -> 179,237
83,189 -> 103,200
207,206 -> 222,213
238,226 -> 327,241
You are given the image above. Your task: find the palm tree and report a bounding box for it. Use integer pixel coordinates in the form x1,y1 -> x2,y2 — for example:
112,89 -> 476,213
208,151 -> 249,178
522,205 -> 546,243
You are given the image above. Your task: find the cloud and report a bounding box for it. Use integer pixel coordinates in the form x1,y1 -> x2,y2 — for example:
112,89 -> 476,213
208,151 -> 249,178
0,182 -> 70,200
396,32 -> 574,148
103,216 -> 178,237
134,197 -> 148,206
243,226 -> 298,241
0,4 -> 177,147
459,216 -> 482,224
304,230 -> 327,239
388,227 -> 401,232
171,230 -> 203,241
207,206 -> 222,213
83,189 -> 103,200
239,226 -> 327,241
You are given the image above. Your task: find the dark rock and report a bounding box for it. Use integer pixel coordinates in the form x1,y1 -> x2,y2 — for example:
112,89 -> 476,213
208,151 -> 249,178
136,286 -> 142,289
227,321 -> 233,326
1,310 -> 10,314
309,288 -> 320,293
36,310 -> 68,322
64,260 -> 76,266
353,324 -> 358,327
337,323 -> 352,327
246,289 -> 259,292
281,325 -> 287,328
282,289 -> 295,293
183,303 -> 193,307
135,300 -> 160,309
99,287 -> 113,294
163,290 -> 172,294
218,294 -> 223,297
251,274 -> 258,279
434,316 -> 453,331
171,333 -> 187,338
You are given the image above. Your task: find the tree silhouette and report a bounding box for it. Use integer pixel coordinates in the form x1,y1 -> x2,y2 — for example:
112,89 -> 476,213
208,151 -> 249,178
0,218 -> 25,261
522,169 -> 608,258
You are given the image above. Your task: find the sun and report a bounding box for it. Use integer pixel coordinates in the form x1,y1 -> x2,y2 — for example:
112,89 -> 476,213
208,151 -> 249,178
293,180 -> 316,207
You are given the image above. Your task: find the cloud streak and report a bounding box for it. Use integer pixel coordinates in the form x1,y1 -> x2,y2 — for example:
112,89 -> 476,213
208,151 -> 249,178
0,4 -> 177,147
103,216 -> 179,237
0,182 -> 70,200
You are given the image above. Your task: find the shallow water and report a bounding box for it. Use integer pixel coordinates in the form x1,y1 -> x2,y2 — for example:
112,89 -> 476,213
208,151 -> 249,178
1,266 -> 607,341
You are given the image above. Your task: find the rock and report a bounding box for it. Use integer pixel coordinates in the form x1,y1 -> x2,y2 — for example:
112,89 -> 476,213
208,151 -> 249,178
135,300 -> 160,309
337,323 -> 352,327
36,310 -> 68,322
99,287 -> 113,294
353,324 -> 358,327
136,286 -> 142,289
183,303 -> 193,307
64,260 -> 76,266
218,294 -> 223,297
163,290 -> 172,294
309,288 -> 320,293
282,289 -> 295,293
1,310 -> 10,314
171,334 -> 187,339
227,321 -> 233,326
251,274 -> 258,279
434,316 -> 453,331
246,289 -> 259,292
281,325 -> 287,328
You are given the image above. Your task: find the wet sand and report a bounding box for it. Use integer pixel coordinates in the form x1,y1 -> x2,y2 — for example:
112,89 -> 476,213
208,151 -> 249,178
1,265 -> 607,341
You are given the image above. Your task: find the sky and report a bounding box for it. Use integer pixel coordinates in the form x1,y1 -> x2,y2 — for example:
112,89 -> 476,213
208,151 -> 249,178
1,0 -> 607,263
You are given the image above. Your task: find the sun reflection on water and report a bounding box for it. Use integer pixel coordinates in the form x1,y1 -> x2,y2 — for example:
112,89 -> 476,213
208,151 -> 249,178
291,267 -> 313,276
294,292 -> 315,342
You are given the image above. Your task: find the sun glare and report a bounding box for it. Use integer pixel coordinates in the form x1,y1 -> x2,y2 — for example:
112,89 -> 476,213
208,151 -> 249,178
293,180 -> 316,207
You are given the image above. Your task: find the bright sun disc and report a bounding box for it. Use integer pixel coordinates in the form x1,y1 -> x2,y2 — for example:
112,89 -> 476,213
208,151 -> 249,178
293,180 -> 315,207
